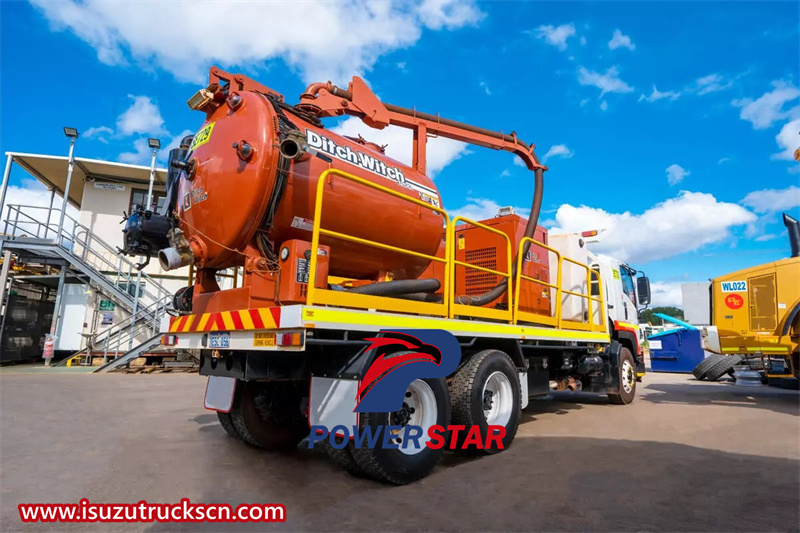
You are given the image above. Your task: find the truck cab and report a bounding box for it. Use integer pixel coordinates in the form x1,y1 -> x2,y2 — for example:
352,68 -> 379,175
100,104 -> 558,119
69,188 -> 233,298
548,231 -> 651,375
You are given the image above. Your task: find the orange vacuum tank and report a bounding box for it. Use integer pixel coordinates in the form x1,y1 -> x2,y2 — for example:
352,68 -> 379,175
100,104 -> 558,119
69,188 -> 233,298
176,90 -> 443,280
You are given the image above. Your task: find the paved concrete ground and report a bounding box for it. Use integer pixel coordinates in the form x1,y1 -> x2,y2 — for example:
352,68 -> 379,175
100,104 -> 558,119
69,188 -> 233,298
1,369 -> 798,532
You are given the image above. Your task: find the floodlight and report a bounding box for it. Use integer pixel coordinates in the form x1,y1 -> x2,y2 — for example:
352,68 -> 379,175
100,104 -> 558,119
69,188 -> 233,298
148,138 -> 161,149
63,127 -> 79,139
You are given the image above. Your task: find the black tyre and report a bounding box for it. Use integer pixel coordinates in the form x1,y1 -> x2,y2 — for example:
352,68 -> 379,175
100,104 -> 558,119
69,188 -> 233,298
608,347 -> 637,405
449,349 -> 521,454
322,434 -> 367,475
692,353 -> 726,380
351,377 -> 450,485
231,381 -> 308,450
216,383 -> 243,440
705,355 -> 743,381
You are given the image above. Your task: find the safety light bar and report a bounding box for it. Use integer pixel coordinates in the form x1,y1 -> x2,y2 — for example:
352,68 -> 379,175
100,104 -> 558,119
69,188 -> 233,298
581,230 -> 599,238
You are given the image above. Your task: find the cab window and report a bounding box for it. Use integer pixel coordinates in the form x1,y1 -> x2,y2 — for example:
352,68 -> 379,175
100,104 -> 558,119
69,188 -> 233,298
620,267 -> 636,305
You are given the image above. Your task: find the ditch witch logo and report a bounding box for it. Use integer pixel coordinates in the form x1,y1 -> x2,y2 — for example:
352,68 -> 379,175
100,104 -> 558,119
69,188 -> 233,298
308,329 -> 508,451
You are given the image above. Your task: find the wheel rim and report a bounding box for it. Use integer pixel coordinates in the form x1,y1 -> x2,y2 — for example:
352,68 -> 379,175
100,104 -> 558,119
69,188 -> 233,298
621,360 -> 635,394
391,379 -> 438,456
482,371 -> 514,427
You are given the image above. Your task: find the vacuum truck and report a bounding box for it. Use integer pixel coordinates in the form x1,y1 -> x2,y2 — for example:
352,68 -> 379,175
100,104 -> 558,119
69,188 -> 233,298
121,66 -> 651,484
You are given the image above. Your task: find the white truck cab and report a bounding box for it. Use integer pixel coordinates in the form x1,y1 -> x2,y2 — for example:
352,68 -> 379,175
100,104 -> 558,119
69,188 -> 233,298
548,230 -> 651,376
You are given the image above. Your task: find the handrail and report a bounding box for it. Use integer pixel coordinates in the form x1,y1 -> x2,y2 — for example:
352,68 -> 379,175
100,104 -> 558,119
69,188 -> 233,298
514,237 -> 563,327
447,216 -> 513,322
513,236 -> 606,332
307,168 -> 451,317
305,171 -> 608,332
2,203 -> 174,357
2,204 -> 172,304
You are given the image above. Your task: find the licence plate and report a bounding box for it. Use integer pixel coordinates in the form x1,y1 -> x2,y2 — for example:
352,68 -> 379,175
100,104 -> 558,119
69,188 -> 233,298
209,332 -> 230,348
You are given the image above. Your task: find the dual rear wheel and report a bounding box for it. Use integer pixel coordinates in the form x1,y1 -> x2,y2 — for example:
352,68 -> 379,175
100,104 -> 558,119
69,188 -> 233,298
216,348 -> 633,484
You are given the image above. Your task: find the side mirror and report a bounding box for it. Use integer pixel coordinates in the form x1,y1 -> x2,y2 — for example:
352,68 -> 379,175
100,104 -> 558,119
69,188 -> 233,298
637,276 -> 651,307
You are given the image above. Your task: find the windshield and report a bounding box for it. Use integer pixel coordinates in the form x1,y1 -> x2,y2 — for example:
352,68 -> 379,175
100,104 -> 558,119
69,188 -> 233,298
620,266 -> 636,305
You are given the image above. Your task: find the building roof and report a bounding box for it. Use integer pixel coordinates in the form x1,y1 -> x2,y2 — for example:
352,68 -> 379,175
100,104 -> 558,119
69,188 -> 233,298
6,152 -> 169,209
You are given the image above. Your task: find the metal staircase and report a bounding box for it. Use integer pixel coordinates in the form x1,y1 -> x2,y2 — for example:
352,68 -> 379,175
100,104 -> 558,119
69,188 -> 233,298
1,204 -> 175,366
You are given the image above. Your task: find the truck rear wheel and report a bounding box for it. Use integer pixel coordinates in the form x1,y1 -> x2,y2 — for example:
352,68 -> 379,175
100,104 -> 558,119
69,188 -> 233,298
608,347 -> 637,405
231,381 -> 308,450
217,412 -> 241,439
351,378 -> 450,485
450,349 -> 520,453
323,435 -> 366,476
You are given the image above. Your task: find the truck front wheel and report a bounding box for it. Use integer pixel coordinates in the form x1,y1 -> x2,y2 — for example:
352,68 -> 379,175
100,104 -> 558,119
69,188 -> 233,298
231,381 -> 308,450
608,347 -> 637,405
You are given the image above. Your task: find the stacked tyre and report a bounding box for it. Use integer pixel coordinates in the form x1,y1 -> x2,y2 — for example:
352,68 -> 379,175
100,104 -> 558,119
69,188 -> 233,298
692,354 -> 742,381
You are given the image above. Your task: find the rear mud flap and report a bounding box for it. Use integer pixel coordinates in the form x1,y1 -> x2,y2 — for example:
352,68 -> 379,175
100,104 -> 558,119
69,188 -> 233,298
204,376 -> 236,412
309,376 -> 359,437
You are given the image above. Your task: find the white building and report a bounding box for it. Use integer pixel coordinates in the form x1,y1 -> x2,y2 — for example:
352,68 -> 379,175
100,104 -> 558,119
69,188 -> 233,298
0,150 -> 199,364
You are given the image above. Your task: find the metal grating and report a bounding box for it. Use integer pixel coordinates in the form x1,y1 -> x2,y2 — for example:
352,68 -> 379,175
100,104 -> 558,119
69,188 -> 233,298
463,247 -> 498,295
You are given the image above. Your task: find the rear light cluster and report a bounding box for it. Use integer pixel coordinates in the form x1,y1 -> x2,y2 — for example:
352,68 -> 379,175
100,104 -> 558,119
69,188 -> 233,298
161,334 -> 178,346
275,331 -> 304,346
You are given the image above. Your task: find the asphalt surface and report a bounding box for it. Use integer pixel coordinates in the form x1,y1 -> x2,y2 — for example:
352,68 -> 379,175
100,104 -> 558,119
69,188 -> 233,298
1,368 -> 798,532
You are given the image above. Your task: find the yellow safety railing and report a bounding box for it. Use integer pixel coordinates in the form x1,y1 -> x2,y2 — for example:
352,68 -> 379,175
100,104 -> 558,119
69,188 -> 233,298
513,237 -> 562,328
306,169 -> 451,317
447,217 -> 513,322
512,236 -> 606,332
306,168 -> 606,332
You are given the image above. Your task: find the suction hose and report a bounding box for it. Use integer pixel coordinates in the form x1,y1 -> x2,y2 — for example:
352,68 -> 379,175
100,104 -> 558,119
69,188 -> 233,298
456,166 -> 544,306
347,278 -> 440,296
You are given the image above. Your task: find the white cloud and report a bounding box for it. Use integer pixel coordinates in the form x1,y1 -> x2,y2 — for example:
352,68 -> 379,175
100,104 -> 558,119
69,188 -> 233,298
513,157 -> 527,168
718,157 -> 731,164
755,233 -> 778,242
83,126 -> 113,143
599,100 -> 608,111
417,0 -> 485,30
649,281 -> 684,307
544,144 -> 574,160
695,73 -> 733,95
579,36 -> 587,46
331,116 -> 469,176
665,164 -> 689,186
741,185 -> 800,213
31,0 -> 483,84
533,23 -> 576,51
608,29 -> 635,51
500,169 -> 511,178
116,95 -> 167,137
450,197 -> 529,221
118,138 -> 151,165
639,85 -> 682,103
549,191 -> 756,263
479,81 -> 491,95
772,118 -> 800,160
577,66 -> 633,97
639,73 -> 735,105
732,80 -> 800,129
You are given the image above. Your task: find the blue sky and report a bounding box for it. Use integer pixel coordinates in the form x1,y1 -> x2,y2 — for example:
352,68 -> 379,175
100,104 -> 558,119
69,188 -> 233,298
1,0 -> 798,306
